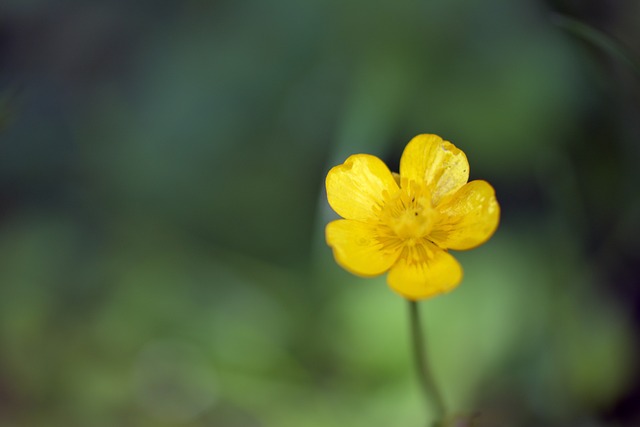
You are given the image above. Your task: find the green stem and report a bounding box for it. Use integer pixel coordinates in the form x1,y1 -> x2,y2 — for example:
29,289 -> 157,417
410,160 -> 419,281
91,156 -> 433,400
551,13 -> 640,80
409,300 -> 446,426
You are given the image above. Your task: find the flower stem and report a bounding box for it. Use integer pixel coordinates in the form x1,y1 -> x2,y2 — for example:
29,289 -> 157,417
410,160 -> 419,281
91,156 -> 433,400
409,300 -> 446,426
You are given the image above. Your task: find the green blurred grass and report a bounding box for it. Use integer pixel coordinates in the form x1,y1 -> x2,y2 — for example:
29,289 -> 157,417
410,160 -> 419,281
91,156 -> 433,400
1,0 -> 639,426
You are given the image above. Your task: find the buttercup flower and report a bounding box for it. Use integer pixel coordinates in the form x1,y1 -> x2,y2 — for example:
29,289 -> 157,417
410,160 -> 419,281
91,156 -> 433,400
325,134 -> 500,300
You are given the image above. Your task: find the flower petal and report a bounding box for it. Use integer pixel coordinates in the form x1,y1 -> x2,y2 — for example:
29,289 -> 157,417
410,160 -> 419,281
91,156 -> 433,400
387,242 -> 463,300
326,154 -> 399,221
326,219 -> 401,277
430,180 -> 500,250
399,134 -> 469,206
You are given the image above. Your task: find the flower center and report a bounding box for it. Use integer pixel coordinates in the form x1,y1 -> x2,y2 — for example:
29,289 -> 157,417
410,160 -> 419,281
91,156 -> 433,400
381,180 -> 435,241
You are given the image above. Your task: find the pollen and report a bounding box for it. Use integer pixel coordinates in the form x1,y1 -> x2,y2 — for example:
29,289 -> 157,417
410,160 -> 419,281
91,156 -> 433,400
381,180 -> 436,240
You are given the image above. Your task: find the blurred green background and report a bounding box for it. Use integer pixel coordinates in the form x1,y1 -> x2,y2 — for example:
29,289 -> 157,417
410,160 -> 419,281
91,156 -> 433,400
1,0 -> 640,426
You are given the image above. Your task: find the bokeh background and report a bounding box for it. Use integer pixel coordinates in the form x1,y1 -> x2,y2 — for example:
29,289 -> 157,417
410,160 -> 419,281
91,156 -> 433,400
1,0 -> 640,426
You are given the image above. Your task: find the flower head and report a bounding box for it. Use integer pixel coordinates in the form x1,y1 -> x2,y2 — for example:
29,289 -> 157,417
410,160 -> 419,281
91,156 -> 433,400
325,134 -> 500,300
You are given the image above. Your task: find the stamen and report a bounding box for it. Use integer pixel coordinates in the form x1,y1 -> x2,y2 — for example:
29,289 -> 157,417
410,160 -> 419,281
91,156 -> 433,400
380,179 -> 436,241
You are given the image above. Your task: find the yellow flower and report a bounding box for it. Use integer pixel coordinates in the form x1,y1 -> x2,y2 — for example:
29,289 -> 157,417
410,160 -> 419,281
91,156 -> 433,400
325,134 -> 500,300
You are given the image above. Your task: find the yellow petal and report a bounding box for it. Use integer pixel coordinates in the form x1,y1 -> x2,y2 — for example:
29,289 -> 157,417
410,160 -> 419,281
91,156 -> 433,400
399,134 -> 469,206
326,219 -> 401,277
392,172 -> 401,187
326,154 -> 399,221
387,242 -> 463,300
430,180 -> 500,251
